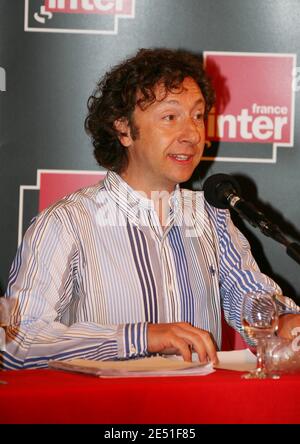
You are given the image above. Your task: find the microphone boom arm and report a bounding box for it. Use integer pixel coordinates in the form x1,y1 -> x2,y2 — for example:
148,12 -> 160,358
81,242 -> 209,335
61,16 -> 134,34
203,173 -> 300,266
229,195 -> 300,266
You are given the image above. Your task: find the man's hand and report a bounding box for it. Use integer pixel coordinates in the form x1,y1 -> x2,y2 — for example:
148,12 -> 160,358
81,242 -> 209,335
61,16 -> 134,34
147,322 -> 218,365
277,314 -> 300,339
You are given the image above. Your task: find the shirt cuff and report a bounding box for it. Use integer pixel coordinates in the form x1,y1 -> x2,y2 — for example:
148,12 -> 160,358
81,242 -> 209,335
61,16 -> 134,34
117,322 -> 148,359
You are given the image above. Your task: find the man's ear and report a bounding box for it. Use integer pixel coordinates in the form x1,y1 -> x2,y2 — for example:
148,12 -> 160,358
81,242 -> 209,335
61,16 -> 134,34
114,118 -> 133,147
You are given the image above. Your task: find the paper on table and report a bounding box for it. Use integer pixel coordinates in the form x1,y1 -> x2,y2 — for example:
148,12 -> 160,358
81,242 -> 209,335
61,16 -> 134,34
168,349 -> 257,372
48,349 -> 256,377
215,349 -> 257,372
48,355 -> 214,378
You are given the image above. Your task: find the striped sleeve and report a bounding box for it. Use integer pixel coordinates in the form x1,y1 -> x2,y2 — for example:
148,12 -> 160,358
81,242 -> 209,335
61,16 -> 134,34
1,209 -> 148,369
216,209 -> 283,339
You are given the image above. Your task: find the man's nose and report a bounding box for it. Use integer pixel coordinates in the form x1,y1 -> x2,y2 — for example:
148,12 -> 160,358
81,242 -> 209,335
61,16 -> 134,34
178,118 -> 202,145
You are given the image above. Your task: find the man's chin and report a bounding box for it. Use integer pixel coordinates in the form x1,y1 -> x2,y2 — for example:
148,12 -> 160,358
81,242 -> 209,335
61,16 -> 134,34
177,172 -> 196,185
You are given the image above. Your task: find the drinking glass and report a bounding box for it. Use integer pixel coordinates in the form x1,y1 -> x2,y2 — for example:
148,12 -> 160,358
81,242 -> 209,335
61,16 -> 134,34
241,292 -> 279,379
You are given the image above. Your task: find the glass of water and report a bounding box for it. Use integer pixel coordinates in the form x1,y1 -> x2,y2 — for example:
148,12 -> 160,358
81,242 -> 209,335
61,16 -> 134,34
241,292 -> 279,379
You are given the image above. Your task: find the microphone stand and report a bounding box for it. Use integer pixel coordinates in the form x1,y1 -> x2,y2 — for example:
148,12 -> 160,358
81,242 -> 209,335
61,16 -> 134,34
235,204 -> 300,266
264,226 -> 300,266
203,174 -> 300,266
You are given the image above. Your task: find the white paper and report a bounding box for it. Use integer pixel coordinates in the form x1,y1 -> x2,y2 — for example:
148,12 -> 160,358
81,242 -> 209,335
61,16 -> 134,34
48,355 -> 214,378
48,349 -> 257,378
215,349 -> 257,371
168,349 -> 257,372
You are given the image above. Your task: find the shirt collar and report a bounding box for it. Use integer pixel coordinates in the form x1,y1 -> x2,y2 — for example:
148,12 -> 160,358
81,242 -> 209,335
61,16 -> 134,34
103,171 -> 182,227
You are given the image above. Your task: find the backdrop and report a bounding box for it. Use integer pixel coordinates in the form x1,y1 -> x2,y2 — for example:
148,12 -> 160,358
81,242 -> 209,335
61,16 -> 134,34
1,0 -> 300,306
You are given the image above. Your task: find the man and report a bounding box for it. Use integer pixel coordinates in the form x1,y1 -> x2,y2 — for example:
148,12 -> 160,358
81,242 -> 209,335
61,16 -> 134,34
1,48 -> 299,369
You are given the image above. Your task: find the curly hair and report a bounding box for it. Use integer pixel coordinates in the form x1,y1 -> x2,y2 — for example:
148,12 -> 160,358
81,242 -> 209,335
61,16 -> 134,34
85,48 -> 215,173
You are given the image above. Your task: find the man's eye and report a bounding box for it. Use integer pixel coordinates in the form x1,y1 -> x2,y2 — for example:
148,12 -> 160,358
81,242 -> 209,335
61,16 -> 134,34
163,114 -> 176,121
194,112 -> 204,121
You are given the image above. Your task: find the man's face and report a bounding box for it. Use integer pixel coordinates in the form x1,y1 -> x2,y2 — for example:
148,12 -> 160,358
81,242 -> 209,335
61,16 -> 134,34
117,77 -> 206,196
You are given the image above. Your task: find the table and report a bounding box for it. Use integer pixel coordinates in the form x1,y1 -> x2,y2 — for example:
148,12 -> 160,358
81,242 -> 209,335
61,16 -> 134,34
0,368 -> 299,424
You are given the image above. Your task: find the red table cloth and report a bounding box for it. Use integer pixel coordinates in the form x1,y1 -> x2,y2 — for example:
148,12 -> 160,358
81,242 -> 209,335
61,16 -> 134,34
0,368 -> 299,424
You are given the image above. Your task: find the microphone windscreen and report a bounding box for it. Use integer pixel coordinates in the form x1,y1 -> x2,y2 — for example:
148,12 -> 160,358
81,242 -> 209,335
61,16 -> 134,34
203,173 -> 241,209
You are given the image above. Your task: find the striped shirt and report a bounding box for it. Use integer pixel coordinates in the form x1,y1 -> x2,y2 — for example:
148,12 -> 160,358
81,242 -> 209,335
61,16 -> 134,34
2,171 -> 299,369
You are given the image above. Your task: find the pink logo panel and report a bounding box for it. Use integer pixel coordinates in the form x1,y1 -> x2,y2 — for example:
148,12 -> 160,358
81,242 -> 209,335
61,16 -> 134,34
45,0 -> 133,15
25,0 -> 135,34
204,52 -> 295,145
39,171 -> 106,211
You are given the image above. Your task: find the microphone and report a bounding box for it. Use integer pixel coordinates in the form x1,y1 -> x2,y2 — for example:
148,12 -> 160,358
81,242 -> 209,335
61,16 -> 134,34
203,173 -> 286,240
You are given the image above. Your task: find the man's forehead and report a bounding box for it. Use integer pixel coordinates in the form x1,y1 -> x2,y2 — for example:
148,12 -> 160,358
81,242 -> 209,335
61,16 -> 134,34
156,77 -> 202,98
136,77 -> 204,107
